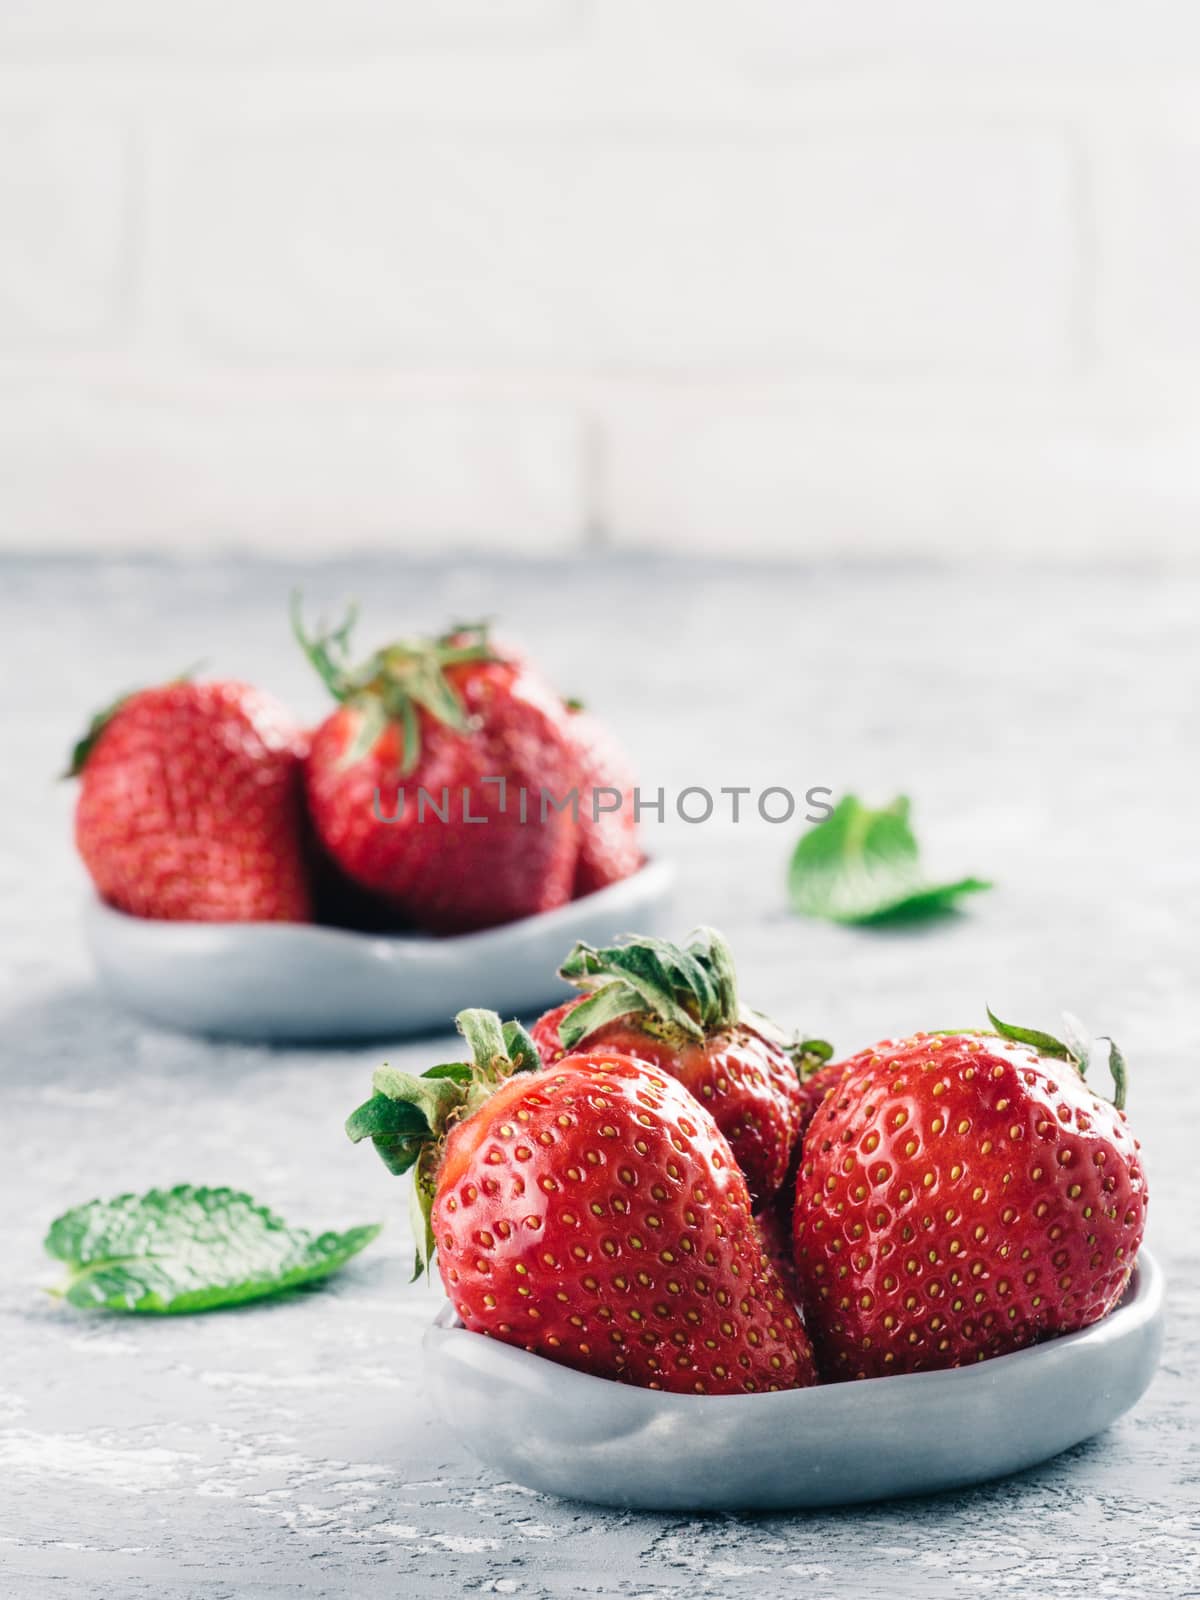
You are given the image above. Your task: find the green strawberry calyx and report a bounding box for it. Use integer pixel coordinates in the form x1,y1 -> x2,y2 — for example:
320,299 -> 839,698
738,1004 -> 834,1080
291,592 -> 499,776
345,1008 -> 540,1278
62,663 -> 203,779
64,688 -> 138,778
556,927 -> 740,1050
555,927 -> 834,1072
985,1007 -> 1128,1111
786,1035 -> 837,1079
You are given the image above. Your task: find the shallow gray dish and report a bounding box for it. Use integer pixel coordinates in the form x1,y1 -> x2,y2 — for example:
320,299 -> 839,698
424,1249 -> 1163,1511
83,859 -> 674,1042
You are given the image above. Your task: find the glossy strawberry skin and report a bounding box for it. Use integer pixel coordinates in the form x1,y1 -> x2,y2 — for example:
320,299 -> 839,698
754,1196 -> 805,1314
796,1058 -> 846,1140
564,708 -> 641,897
531,1001 -> 805,1206
793,1032 -> 1148,1381
432,1051 -> 817,1393
760,1062 -> 845,1305
303,657 -> 580,935
74,681 -> 311,923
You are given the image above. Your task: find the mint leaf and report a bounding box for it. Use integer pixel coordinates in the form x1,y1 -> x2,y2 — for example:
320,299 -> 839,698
788,796 -> 991,925
44,1186 -> 381,1314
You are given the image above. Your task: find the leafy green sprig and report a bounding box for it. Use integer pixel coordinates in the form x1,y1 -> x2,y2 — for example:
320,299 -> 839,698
45,1186 -> 380,1314
788,795 -> 990,924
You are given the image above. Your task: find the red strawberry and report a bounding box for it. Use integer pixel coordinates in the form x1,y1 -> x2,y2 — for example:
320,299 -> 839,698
306,839 -> 410,932
796,1056 -> 846,1140
793,1012 -> 1147,1381
347,1009 -> 817,1394
530,929 -> 832,1206
563,704 -> 641,896
760,1057 -> 843,1303
70,679 -> 311,922
295,607 -> 580,935
754,1196 -> 806,1314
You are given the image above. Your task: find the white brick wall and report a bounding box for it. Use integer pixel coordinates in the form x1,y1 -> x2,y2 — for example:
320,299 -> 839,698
0,1 -> 574,53
1096,136 -> 1200,367
0,120 -> 129,344
1,5 -> 1199,560
150,127 -> 1076,371
0,377 -> 583,550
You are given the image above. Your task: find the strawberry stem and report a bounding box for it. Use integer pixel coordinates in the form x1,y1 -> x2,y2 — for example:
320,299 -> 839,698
556,927 -> 743,1051
985,1006 -> 1128,1111
291,593 -> 498,776
788,1037 -> 836,1079
346,1008 -> 540,1278
1106,1039 -> 1128,1112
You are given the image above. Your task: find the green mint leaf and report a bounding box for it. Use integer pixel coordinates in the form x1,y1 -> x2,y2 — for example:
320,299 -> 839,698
44,1186 -> 381,1315
788,795 -> 991,925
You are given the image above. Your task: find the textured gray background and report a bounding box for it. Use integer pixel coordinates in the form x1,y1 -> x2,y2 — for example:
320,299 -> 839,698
1,558 -> 1197,1599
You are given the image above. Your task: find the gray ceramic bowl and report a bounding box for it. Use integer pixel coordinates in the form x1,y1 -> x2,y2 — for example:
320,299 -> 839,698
83,859 -> 674,1042
423,1249 -> 1163,1511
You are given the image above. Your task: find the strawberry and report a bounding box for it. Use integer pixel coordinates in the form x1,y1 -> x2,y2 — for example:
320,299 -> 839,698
70,679 -> 311,922
793,1011 -> 1148,1381
796,1056 -> 846,1140
347,1009 -> 818,1394
295,606 -> 580,935
759,1057 -> 844,1304
753,1196 -> 806,1314
563,703 -> 641,896
530,929 -> 832,1206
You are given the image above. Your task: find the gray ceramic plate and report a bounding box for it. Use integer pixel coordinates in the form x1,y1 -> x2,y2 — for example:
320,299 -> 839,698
424,1249 -> 1163,1511
83,859 -> 674,1042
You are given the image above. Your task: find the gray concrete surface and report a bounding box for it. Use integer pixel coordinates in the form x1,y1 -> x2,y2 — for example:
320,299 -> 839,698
1,557 -> 1197,1599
